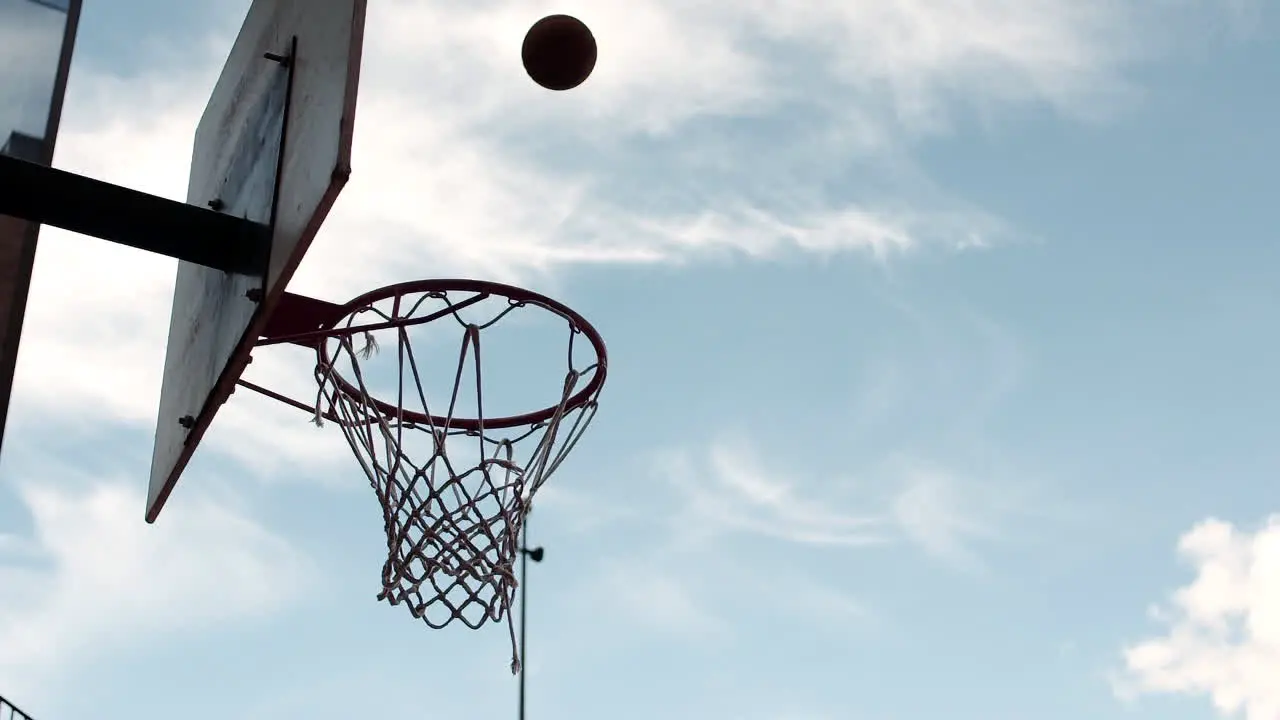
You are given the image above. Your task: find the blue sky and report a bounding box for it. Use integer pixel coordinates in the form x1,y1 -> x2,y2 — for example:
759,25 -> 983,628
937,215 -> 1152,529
2,0 -> 1280,718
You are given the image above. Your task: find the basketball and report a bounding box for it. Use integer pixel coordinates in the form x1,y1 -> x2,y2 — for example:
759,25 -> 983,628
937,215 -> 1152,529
521,14 -> 597,91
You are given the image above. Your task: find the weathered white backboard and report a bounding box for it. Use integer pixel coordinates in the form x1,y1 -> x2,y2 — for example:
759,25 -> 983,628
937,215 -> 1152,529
147,0 -> 366,522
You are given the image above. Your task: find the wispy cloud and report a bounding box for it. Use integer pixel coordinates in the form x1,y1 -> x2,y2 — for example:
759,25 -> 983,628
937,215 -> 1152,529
0,1 -> 1262,714
747,567 -> 871,628
574,523 -> 872,657
14,0 -> 1225,444
663,437 -> 888,548
368,0 -> 1162,136
0,473 -> 313,703
653,291 -> 1039,571
662,435 -> 1033,574
527,482 -> 648,535
570,437 -> 883,650
888,458 -> 1002,572
1114,516 -> 1280,720
596,561 -> 729,640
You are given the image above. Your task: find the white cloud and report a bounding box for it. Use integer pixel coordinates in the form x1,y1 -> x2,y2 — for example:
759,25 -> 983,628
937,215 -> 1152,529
364,0 -> 772,134
887,458 -> 1010,572
529,482 -> 648,534
3,0 -> 1229,626
0,473 -> 312,702
13,0 -> 1214,444
747,567 -> 870,628
581,539 -> 867,652
664,437 -> 887,547
0,2 -> 1255,711
598,562 -> 728,639
14,58 -> 221,425
661,435 -> 1048,574
736,0 -> 1134,129
578,439 -> 883,647
1116,516 -> 1280,720
364,0 -> 1161,136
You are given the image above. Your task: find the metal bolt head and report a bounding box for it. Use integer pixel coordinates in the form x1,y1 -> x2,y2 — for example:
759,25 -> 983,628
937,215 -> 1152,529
178,415 -> 196,429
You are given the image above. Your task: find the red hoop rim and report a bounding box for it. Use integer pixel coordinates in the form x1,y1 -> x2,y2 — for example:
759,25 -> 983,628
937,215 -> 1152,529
315,279 -> 607,431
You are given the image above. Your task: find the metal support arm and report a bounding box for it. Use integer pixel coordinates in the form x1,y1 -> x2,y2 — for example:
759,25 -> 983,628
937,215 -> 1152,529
0,153 -> 269,275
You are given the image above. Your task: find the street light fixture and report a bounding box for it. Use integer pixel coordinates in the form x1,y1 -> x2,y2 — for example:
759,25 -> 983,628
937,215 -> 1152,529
518,528 -> 544,720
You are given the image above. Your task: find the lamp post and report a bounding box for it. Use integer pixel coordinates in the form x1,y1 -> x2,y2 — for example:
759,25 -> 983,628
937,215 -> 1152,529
518,522 -> 544,720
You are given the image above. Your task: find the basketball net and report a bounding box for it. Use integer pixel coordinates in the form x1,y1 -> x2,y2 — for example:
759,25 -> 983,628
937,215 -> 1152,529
311,288 -> 603,673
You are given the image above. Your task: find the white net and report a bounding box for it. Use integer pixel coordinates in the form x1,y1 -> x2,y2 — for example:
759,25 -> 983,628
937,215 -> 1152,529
310,286 -> 604,673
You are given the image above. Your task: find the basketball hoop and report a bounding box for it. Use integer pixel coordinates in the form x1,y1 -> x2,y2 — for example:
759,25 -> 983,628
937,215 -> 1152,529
239,279 -> 607,672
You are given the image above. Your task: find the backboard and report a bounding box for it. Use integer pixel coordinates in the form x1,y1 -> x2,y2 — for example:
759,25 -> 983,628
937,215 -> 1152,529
146,0 -> 367,522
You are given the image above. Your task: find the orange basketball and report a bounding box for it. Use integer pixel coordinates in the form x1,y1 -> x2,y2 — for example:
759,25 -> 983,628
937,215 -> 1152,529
521,14 -> 597,91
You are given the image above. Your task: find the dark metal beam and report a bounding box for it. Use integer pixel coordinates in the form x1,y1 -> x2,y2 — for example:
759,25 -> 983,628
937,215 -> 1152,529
0,154 -> 270,275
